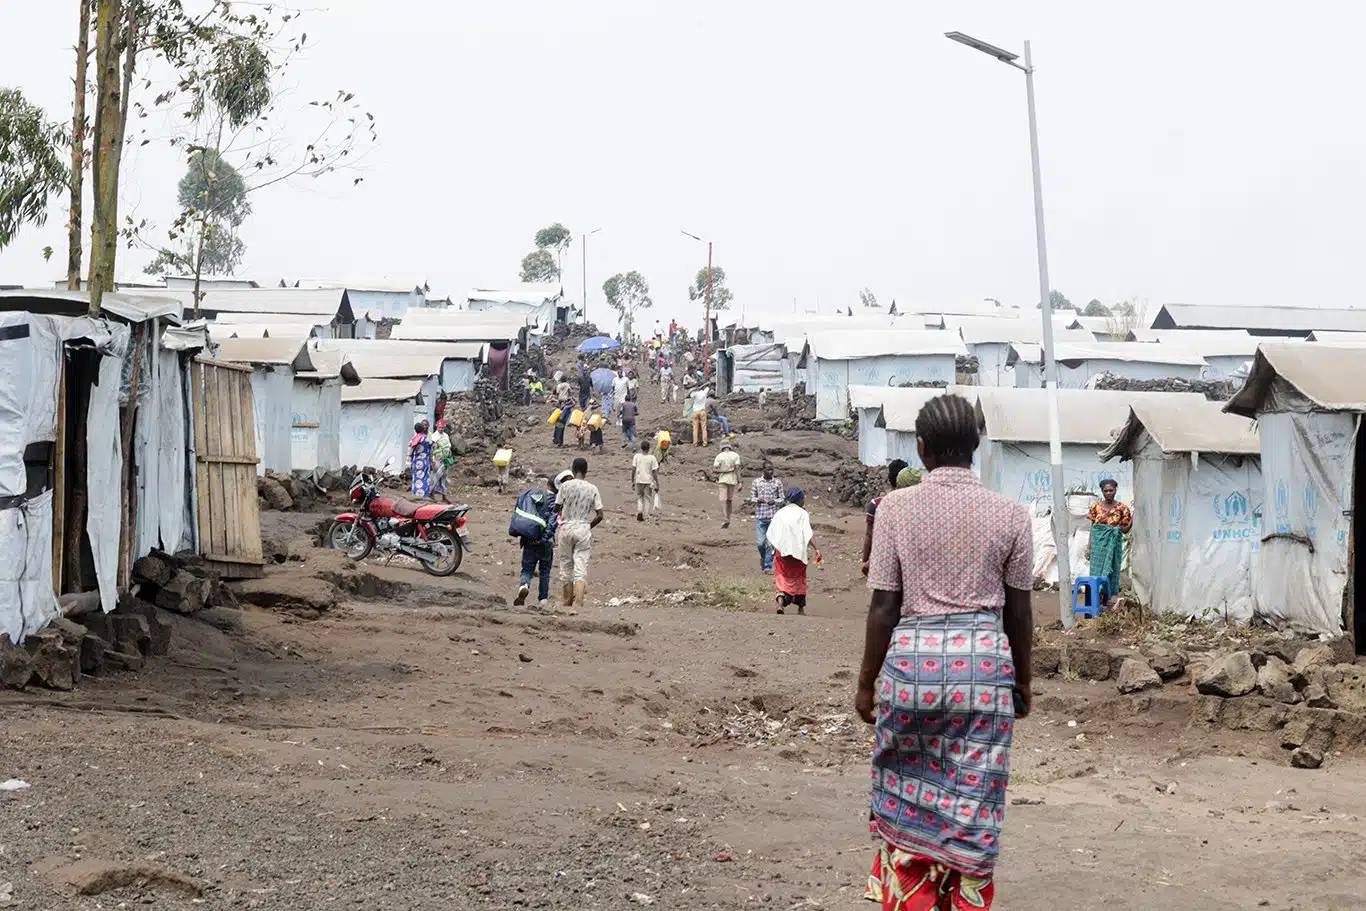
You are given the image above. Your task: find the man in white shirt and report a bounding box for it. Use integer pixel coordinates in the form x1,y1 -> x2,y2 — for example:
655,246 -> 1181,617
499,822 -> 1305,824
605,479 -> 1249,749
555,458 -> 603,607
612,369 -> 630,420
689,385 -> 711,447
630,439 -> 660,521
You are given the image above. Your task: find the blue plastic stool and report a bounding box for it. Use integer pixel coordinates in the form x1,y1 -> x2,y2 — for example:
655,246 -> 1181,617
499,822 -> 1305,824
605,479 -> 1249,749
1072,576 -> 1109,619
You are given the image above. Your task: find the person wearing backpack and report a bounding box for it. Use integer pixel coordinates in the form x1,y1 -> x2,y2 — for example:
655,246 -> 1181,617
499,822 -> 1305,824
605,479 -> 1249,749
510,471 -> 565,608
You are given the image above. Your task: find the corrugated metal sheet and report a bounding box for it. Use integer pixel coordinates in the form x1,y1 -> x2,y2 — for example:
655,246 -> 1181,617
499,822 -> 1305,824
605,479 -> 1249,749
215,337 -> 314,369
1153,303 -> 1366,334
342,378 -> 426,402
1008,341 -> 1207,367
1101,399 -> 1260,460
978,388 -> 1205,444
1225,343 -> 1366,416
801,329 -> 966,363
955,317 -> 1095,345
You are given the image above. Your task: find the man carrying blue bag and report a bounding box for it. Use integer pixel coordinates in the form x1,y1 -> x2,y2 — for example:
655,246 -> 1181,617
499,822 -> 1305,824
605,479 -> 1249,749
510,470 -> 568,609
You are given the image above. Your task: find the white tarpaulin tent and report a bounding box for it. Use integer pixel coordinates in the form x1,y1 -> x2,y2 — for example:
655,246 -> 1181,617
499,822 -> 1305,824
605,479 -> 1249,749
1226,344 -> 1366,636
952,318 -> 1095,387
853,385 -> 980,468
340,379 -> 425,470
799,329 -> 965,421
291,348 -> 360,473
0,312 -> 129,643
717,343 -> 788,394
1008,342 -> 1207,389
216,337 -> 314,475
1101,399 -> 1262,622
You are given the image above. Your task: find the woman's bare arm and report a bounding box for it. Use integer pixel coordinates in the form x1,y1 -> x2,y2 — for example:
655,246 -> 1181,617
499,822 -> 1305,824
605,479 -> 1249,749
1003,586 -> 1033,716
856,590 -> 900,722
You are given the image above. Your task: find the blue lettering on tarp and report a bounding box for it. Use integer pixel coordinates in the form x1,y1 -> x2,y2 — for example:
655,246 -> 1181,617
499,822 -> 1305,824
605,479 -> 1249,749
1166,531 -> 1182,542
1274,480 -> 1290,526
1304,483 -> 1319,516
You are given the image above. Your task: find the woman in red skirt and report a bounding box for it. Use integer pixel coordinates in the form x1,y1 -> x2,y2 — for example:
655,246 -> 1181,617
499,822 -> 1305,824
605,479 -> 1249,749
764,487 -> 822,614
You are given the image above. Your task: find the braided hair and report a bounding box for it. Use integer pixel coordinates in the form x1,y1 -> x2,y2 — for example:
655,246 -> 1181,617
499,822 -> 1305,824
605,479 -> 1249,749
915,393 -> 980,467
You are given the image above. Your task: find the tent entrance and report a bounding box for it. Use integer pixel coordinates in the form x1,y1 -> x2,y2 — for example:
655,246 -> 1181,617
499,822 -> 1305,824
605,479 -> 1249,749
190,357 -> 265,579
53,343 -> 102,598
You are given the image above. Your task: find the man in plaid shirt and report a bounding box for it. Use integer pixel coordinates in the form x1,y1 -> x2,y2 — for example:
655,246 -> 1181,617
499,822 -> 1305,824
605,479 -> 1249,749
750,461 -> 786,573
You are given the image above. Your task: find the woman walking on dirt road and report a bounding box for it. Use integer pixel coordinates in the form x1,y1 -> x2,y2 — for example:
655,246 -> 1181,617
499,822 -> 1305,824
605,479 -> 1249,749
857,393 -> 1034,911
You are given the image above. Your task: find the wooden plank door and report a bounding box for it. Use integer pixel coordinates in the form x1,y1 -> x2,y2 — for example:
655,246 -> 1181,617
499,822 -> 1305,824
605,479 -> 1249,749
191,357 -> 265,577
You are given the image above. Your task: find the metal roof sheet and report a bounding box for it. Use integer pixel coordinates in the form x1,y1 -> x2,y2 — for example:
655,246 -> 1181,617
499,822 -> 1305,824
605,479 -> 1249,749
978,388 -> 1205,444
802,329 -> 967,362
1154,303 -> 1366,334
1225,343 -> 1366,416
1101,399 -> 1260,460
1008,341 -> 1207,367
214,337 -> 314,370
341,378 -> 426,402
954,317 -> 1096,346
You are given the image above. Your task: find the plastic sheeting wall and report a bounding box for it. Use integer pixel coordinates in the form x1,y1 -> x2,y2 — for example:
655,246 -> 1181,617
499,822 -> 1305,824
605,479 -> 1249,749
1202,355 -> 1254,381
970,342 -> 1013,387
0,313 -> 127,643
1127,437 -> 1261,622
340,399 -> 413,470
724,344 -> 788,393
250,367 -> 293,474
290,379 -> 342,472
134,341 -> 192,558
1254,398 -> 1354,635
812,355 -> 955,421
442,359 -> 477,393
983,441 -> 1129,510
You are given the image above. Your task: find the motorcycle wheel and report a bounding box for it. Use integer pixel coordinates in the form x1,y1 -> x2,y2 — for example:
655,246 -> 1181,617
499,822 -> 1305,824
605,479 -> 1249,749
418,527 -> 463,576
328,519 -> 373,560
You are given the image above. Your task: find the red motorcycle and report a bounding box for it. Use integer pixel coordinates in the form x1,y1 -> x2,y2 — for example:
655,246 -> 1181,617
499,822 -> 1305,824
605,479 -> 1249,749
329,468 -> 472,576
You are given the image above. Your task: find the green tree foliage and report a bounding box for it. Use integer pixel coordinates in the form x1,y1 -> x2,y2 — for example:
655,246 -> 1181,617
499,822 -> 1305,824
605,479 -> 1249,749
603,270 -> 652,339
859,287 -> 880,308
533,222 -> 572,255
145,148 -> 250,278
0,88 -> 68,249
1082,298 -> 1110,317
1038,289 -> 1074,310
520,249 -> 559,283
687,265 -> 734,311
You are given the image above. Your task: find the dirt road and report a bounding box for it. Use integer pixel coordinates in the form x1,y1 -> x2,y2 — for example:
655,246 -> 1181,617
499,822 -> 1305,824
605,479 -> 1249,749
4,370 -> 1365,910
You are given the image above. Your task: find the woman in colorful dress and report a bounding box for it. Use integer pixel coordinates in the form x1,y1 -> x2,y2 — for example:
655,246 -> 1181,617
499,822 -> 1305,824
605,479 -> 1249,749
765,487 -> 822,615
1086,479 -> 1132,604
857,393 -> 1034,911
409,420 -> 432,499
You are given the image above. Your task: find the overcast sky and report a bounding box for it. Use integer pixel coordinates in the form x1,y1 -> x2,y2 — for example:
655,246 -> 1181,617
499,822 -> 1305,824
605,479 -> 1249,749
2,1 -> 1364,329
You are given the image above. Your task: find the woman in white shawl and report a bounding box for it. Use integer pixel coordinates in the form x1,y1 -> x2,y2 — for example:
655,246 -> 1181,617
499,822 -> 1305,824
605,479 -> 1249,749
765,487 -> 822,615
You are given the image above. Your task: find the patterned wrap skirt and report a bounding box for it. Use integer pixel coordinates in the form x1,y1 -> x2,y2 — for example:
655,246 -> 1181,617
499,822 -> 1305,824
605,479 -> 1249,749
867,610 -> 1016,907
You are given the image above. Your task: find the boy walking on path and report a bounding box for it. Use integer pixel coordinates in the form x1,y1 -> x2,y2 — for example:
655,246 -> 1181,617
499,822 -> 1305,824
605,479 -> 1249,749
750,461 -> 785,573
619,398 -> 638,448
631,440 -> 660,521
512,474 -> 561,608
555,458 -> 603,608
712,439 -> 741,528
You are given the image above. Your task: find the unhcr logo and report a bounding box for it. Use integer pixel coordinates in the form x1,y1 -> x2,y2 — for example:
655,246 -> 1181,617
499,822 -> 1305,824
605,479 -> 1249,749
1212,491 -> 1249,524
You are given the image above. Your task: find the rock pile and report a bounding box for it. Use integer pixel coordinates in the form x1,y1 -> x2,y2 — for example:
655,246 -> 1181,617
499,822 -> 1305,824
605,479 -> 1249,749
131,551 -> 238,616
771,386 -> 819,432
257,470 -> 349,511
833,461 -> 885,508
0,595 -> 176,691
1090,373 -> 1238,401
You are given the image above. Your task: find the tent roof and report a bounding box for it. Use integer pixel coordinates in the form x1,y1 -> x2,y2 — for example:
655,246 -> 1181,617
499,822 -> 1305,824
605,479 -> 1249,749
206,322 -> 320,340
977,388 -> 1205,445
341,378 -> 426,402
1152,303 -> 1366,334
295,347 -> 361,385
1101,399 -> 1260,460
801,329 -> 966,363
867,385 -> 982,430
1225,343 -> 1366,416
197,288 -> 352,321
954,317 -> 1095,346
1007,341 -> 1207,367
1125,328 -> 1258,357
1307,330 -> 1366,346
214,337 -> 313,370
466,286 -> 562,306
1067,315 -> 1123,334
313,338 -> 485,361
0,289 -> 183,324
215,311 -> 332,327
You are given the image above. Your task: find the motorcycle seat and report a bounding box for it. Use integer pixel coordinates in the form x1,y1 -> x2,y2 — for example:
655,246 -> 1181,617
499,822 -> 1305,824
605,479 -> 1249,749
391,498 -> 423,517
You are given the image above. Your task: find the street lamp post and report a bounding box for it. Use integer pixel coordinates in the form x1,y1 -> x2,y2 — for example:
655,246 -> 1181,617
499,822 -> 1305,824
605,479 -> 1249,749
581,227 -> 602,325
681,230 -> 714,382
946,31 -> 1073,627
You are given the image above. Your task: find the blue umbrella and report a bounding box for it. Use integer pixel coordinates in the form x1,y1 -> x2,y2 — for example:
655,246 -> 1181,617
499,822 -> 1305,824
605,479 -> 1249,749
590,367 -> 615,393
577,335 -> 621,353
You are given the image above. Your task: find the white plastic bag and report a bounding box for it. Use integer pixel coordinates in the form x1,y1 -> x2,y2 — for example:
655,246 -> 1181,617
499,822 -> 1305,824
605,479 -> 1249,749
653,492 -> 662,510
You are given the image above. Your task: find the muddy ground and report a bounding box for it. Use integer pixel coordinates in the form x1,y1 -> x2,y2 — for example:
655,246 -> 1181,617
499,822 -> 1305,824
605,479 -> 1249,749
4,365 -> 1366,911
